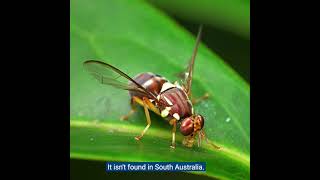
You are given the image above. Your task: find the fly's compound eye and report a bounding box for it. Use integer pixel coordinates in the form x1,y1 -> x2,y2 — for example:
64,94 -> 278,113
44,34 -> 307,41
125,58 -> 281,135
180,117 -> 194,136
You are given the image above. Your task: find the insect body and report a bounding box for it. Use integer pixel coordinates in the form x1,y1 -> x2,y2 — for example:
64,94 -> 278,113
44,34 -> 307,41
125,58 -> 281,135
84,25 -> 220,149
130,73 -> 192,121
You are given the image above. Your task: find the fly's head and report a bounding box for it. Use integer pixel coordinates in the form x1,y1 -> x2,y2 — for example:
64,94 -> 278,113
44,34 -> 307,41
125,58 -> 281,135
179,114 -> 204,147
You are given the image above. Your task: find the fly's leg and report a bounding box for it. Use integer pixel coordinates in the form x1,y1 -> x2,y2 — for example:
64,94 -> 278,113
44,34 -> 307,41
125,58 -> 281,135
135,97 -> 152,141
200,129 -> 221,150
169,119 -> 177,149
121,96 -> 160,120
191,93 -> 209,105
198,130 -> 202,147
120,97 -> 137,120
143,97 -> 160,116
122,96 -> 158,140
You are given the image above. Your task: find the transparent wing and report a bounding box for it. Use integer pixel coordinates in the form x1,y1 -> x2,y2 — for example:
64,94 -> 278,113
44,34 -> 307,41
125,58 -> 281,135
181,25 -> 203,96
83,60 -> 158,100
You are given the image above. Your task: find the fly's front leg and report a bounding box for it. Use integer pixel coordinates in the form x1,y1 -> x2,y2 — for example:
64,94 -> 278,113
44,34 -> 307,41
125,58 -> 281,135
135,97 -> 152,141
191,92 -> 209,105
169,119 -> 177,149
200,129 -> 221,150
120,97 -> 138,120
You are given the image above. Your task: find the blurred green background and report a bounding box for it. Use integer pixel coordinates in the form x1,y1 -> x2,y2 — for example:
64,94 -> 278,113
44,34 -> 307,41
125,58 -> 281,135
71,0 -> 249,179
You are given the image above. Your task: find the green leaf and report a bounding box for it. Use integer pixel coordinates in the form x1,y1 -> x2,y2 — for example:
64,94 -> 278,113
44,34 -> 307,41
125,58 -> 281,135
70,0 -> 250,179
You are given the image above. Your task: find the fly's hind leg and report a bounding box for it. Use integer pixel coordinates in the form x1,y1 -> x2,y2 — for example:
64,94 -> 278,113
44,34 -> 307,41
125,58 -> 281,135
120,97 -> 137,120
191,93 -> 209,105
135,97 -> 153,141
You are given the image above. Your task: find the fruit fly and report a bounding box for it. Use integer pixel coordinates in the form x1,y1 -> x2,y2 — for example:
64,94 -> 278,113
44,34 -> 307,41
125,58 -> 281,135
83,25 -> 220,149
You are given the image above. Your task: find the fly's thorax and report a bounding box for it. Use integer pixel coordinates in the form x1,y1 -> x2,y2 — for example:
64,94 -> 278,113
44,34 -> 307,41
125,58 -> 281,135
158,83 -> 193,121
129,72 -> 167,98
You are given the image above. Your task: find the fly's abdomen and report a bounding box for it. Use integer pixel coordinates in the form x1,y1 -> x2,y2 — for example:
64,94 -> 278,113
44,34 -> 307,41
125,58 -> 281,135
129,72 -> 167,99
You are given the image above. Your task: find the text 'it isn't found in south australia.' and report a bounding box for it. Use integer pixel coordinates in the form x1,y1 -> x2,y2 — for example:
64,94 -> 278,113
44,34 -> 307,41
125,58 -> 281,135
106,162 -> 206,172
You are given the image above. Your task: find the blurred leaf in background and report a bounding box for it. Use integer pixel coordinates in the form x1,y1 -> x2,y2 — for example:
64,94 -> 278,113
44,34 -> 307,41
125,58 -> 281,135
70,0 -> 250,179
148,0 -> 250,39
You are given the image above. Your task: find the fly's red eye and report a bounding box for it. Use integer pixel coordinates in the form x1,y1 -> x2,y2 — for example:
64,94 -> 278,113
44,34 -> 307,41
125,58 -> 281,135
180,117 -> 194,136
